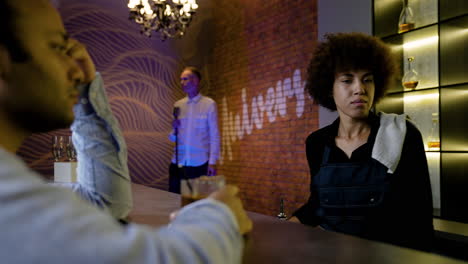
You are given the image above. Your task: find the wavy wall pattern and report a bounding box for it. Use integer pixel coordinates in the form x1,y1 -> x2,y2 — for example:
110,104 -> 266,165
17,1 -> 184,189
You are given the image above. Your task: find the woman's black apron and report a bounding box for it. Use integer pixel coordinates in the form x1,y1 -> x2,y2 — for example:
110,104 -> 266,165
312,145 -> 390,236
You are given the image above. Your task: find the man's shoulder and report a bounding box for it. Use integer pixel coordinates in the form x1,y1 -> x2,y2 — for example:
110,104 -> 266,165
174,97 -> 188,106
200,95 -> 216,104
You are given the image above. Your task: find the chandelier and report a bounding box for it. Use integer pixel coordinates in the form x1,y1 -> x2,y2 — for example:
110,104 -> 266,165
128,0 -> 199,40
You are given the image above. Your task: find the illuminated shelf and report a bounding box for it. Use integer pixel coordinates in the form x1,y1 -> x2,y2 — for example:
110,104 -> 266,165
374,0 -> 468,223
380,14 -> 468,39
386,86 -> 439,96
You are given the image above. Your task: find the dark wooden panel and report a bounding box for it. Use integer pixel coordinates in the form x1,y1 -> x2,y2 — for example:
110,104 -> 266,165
440,84 -> 468,152
441,153 -> 468,223
374,0 -> 402,37
440,15 -> 468,86
440,0 -> 468,21
376,92 -> 404,114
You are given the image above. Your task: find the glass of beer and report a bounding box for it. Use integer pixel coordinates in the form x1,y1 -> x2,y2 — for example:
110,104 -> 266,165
181,175 -> 226,207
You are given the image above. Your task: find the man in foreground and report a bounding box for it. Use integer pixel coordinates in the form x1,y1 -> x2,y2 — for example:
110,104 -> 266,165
0,0 -> 252,263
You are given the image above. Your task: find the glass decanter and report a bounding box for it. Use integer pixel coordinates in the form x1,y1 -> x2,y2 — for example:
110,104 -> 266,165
398,0 -> 415,33
402,56 -> 419,89
66,136 -> 77,162
427,113 -> 440,151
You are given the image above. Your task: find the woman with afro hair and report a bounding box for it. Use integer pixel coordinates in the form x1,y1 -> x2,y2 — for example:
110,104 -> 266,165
290,32 -> 434,252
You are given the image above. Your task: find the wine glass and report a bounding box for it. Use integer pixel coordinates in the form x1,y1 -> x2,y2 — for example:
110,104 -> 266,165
52,136 -> 64,162
66,136 -> 77,162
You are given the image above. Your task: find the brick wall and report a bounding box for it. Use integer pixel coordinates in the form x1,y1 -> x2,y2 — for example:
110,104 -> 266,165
206,0 -> 319,216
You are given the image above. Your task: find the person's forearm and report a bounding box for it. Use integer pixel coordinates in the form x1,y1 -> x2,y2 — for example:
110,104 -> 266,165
163,199 -> 244,263
69,73 -> 132,219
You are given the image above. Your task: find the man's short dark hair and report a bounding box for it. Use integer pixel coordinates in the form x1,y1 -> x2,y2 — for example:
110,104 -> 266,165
0,0 -> 30,62
305,32 -> 398,111
184,66 -> 202,81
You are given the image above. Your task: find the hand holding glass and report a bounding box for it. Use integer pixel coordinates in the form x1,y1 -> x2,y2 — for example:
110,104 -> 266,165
181,176 -> 226,206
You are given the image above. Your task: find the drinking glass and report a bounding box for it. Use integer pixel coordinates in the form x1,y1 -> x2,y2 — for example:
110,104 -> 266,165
66,136 -> 77,162
52,136 -> 64,162
181,175 -> 226,207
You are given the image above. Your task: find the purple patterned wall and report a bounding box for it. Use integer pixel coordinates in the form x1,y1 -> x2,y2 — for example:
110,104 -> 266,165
17,0 -> 194,189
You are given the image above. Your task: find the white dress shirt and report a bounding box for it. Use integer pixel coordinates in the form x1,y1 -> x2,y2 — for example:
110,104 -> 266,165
170,94 -> 220,166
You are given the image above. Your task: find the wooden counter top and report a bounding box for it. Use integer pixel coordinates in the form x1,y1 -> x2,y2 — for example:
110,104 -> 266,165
129,183 -> 466,264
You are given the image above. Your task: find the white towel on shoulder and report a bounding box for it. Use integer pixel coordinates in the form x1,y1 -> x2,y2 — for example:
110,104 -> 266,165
371,112 -> 408,174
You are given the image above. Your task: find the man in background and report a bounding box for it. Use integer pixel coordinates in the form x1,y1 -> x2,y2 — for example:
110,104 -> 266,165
0,0 -> 251,262
169,66 -> 220,193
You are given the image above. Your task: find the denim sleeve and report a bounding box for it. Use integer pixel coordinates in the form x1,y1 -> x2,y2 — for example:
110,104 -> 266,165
54,73 -> 132,220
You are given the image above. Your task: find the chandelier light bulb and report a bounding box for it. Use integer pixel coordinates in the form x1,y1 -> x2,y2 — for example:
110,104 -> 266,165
127,0 -> 138,8
165,5 -> 172,16
183,4 -> 191,13
172,0 -> 180,4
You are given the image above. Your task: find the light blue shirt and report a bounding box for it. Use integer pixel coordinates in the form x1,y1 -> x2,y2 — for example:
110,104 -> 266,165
0,74 -> 243,263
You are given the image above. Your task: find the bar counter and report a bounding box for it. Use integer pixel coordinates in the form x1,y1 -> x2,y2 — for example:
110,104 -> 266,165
129,183 -> 466,264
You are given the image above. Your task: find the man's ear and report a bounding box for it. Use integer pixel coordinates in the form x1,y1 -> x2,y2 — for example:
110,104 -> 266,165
0,45 -> 12,79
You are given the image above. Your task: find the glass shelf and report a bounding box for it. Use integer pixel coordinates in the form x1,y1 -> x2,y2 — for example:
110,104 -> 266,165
403,90 -> 440,150
387,86 -> 440,96
426,152 -> 440,210
400,26 -> 439,90
376,89 -> 440,151
375,0 -> 438,38
382,25 -> 439,93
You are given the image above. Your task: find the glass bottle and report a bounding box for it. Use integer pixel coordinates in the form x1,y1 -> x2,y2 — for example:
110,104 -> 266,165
402,56 -> 419,89
277,198 -> 288,220
398,0 -> 415,33
427,113 -> 440,151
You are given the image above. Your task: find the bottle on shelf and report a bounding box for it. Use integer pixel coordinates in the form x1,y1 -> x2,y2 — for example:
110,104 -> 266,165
427,112 -> 440,151
277,198 -> 288,220
398,0 -> 415,33
402,56 -> 419,89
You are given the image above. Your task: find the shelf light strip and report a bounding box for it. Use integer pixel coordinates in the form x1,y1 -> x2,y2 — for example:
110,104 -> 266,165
403,36 -> 439,50
403,92 -> 439,103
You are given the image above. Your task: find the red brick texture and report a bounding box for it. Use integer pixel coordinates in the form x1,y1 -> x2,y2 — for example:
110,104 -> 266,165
206,0 -> 319,217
